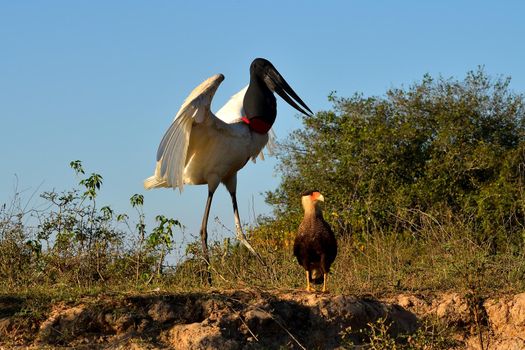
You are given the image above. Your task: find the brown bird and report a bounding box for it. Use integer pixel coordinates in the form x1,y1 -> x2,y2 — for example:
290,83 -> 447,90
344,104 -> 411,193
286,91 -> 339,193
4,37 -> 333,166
293,190 -> 337,292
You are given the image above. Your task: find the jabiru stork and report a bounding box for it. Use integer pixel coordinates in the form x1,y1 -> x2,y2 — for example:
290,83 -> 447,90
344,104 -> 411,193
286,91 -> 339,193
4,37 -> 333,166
144,58 -> 312,278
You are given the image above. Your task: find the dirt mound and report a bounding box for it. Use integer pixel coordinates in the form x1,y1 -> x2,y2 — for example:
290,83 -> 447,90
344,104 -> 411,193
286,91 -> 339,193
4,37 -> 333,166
389,292 -> 525,350
1,290 -> 524,349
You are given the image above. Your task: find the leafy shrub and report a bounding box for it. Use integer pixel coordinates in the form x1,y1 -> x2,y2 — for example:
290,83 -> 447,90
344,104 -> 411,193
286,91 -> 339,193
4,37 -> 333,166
0,161 -> 181,289
263,68 -> 525,250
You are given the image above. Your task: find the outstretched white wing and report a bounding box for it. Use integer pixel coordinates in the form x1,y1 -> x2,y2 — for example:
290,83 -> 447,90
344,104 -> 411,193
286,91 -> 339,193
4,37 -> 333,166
215,85 -> 247,123
215,86 -> 277,161
144,74 -> 225,191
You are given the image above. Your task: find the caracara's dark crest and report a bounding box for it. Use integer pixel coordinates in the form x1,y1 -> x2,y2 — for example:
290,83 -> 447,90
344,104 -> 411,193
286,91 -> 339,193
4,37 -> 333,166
293,190 -> 337,292
301,189 -> 318,196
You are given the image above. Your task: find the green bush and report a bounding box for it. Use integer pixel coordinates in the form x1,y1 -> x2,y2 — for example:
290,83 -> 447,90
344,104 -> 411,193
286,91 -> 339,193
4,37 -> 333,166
0,161 -> 181,290
263,68 -> 525,250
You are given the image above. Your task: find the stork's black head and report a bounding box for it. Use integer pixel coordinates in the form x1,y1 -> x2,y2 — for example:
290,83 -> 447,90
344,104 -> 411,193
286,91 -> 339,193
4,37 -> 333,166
243,58 -> 313,134
249,58 -> 271,79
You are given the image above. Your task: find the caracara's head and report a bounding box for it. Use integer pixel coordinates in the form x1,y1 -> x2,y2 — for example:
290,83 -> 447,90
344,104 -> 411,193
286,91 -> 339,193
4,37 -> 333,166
301,190 -> 325,215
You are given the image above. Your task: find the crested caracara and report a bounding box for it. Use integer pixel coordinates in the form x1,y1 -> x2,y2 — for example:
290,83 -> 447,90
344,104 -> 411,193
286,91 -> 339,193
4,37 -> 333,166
293,190 -> 337,292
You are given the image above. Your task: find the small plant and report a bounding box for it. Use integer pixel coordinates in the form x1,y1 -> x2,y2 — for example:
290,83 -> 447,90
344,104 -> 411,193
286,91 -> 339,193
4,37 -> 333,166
148,214 -> 181,278
405,318 -> 459,350
341,316 -> 457,349
340,317 -> 398,349
0,160 -> 183,290
34,160 -> 123,286
363,318 -> 398,350
0,189 -> 35,287
118,193 -> 182,284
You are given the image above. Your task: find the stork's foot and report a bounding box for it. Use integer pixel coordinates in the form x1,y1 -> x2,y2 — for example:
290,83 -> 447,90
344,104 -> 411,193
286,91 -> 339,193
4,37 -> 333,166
230,191 -> 266,267
198,259 -> 212,286
237,235 -> 266,267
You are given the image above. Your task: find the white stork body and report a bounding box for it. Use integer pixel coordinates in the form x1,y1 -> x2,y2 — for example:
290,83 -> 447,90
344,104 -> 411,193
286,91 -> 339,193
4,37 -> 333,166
144,59 -> 312,281
184,123 -> 269,185
144,76 -> 272,192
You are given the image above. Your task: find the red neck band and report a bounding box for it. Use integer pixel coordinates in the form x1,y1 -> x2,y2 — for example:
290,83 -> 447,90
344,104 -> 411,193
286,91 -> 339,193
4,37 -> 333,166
241,116 -> 271,134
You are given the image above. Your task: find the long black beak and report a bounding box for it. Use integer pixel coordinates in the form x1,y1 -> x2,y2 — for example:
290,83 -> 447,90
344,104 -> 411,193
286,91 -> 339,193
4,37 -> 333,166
265,67 -> 313,117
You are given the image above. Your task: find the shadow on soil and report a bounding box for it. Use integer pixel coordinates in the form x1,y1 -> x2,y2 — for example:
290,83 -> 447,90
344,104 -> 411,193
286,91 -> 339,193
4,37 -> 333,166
0,289 -> 418,349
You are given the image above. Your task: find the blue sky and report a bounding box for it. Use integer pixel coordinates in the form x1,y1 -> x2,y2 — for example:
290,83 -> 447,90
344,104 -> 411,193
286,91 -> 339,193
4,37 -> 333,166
1,1 -> 524,250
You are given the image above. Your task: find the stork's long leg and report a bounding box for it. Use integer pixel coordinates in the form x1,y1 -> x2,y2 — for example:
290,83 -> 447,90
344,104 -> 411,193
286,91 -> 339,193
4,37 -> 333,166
229,191 -> 266,266
200,191 -> 214,285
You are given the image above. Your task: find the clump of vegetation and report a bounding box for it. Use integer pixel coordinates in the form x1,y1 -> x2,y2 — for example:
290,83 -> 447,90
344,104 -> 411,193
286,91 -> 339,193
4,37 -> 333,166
1,68 -> 524,348
2,69 -> 525,296
262,67 -> 525,251
342,316 -> 458,349
0,160 -> 181,291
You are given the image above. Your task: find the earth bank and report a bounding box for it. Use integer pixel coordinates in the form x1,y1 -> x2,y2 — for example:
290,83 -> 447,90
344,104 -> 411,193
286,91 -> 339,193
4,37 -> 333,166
1,289 -> 525,349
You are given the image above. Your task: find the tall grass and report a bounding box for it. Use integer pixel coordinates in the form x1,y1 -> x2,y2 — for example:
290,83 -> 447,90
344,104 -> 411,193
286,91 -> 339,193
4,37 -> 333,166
175,211 -> 525,296
1,163 -> 525,298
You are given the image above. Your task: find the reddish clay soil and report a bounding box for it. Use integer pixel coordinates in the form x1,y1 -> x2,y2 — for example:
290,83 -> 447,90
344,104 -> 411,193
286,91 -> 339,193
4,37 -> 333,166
1,289 -> 524,349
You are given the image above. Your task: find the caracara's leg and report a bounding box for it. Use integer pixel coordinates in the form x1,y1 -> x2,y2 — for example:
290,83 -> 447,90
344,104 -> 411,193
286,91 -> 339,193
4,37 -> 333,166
320,254 -> 329,293
305,270 -> 313,292
200,191 -> 214,285
322,273 -> 328,293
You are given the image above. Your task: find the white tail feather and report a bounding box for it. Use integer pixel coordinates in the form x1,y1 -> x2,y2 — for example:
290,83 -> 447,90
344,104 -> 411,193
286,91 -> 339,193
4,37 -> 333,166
143,176 -> 168,189
311,268 -> 322,280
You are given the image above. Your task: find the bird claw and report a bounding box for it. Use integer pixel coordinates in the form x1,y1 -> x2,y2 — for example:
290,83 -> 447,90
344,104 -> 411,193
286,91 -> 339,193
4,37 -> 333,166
236,235 -> 266,267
